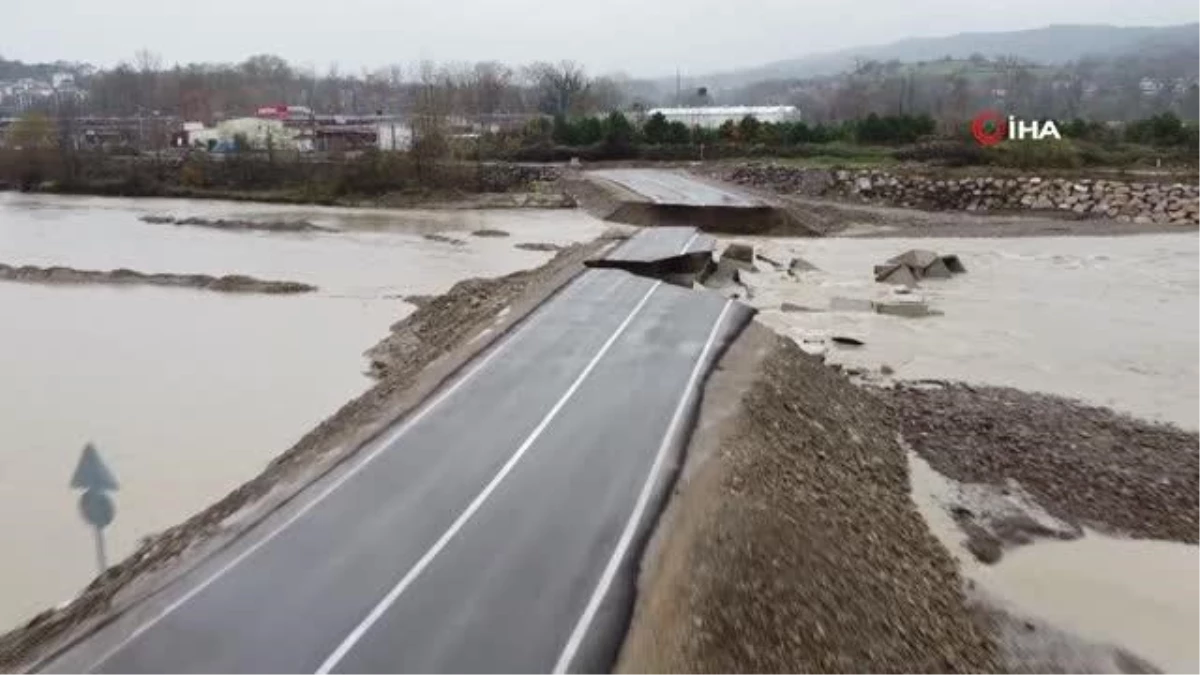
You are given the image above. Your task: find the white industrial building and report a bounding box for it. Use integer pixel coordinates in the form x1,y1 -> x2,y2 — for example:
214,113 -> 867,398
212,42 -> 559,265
183,117 -> 311,152
647,105 -> 801,128
377,121 -> 414,151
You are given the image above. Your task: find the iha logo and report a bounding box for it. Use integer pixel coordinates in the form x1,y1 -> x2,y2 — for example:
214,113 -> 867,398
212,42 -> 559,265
970,110 -> 1062,146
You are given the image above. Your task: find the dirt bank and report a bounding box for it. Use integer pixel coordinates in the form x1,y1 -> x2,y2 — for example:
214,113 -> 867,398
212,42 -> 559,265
879,383 -> 1199,545
0,236 -> 618,672
0,262 -> 316,294
619,323 -> 997,673
139,215 -> 331,232
902,405 -> 1199,673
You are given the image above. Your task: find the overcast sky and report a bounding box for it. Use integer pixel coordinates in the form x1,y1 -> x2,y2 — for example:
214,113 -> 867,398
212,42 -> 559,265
5,0 -> 1198,77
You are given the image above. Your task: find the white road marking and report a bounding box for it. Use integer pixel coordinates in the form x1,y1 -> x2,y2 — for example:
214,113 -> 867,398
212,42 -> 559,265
552,299 -> 734,674
84,270 -> 614,672
679,232 -> 700,255
315,280 -> 664,674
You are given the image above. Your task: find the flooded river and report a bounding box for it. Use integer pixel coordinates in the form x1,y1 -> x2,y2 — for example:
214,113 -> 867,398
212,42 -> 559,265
734,231 -> 1198,671
741,233 -> 1199,430
0,193 -> 606,630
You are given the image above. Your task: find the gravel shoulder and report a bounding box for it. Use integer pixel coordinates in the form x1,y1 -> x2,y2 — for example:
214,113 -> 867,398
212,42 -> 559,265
619,322 -> 998,673
890,382 -> 1198,673
878,382 -> 1199,545
0,235 -> 618,672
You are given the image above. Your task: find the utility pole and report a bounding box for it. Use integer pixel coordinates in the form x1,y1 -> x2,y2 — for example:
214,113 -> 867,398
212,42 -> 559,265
675,67 -> 681,106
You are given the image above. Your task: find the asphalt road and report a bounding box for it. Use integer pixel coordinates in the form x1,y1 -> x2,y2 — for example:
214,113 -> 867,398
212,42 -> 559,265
44,231 -> 751,674
603,225 -> 715,263
590,169 -> 762,208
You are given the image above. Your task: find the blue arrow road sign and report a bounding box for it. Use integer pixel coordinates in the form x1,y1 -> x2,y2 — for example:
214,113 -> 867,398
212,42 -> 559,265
70,443 -> 118,492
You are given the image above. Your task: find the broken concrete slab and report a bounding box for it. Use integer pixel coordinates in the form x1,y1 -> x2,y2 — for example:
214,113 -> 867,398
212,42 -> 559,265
755,252 -> 786,271
888,249 -> 940,269
721,242 -> 757,270
921,257 -> 954,279
699,257 -> 741,289
830,297 -> 876,312
876,250 -> 966,286
941,255 -> 967,274
875,299 -> 940,318
587,226 -> 717,287
875,263 -> 921,286
780,302 -> 820,313
787,257 -> 820,275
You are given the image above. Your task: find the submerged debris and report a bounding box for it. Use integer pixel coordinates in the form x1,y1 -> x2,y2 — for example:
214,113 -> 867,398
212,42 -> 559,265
787,257 -> 820,275
139,215 -> 328,232
830,296 -> 875,312
755,251 -> 790,271
875,249 -> 967,286
780,302 -> 820,313
423,233 -> 467,246
720,242 -> 756,270
514,242 -> 562,252
875,299 -> 941,318
471,229 -> 511,238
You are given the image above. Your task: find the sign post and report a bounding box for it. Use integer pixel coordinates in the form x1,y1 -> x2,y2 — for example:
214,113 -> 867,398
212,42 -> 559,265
70,443 -> 118,576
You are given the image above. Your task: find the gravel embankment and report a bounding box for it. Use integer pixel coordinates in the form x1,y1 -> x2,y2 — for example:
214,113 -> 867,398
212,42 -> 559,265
620,326 -> 998,673
879,382 -> 1199,544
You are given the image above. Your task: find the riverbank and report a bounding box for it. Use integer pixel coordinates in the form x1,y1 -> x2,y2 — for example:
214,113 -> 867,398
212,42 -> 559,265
0,154 -> 569,210
620,321 -> 1196,674
0,262 -> 316,294
619,324 -> 999,672
897,394 -> 1198,674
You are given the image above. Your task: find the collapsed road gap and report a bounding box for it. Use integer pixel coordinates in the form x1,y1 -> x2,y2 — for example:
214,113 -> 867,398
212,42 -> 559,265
585,226 -> 717,287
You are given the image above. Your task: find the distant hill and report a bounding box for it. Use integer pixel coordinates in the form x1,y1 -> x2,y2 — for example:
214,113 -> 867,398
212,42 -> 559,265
686,23 -> 1199,88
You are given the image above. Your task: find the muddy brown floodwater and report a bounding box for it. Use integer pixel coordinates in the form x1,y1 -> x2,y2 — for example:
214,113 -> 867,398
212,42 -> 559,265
724,230 -> 1198,672
0,192 -> 607,631
738,232 -> 1199,429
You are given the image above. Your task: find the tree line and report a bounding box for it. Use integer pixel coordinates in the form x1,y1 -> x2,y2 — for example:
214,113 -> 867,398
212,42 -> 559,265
723,50 -> 1198,125
2,52 -> 628,121
5,47 -> 1195,127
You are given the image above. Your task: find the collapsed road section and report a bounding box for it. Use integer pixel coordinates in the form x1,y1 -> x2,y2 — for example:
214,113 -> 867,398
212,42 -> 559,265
40,227 -> 753,674
579,168 -> 814,235
585,225 -> 717,285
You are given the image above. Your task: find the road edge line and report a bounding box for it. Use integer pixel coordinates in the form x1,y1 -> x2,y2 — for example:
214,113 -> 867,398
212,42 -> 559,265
315,280 -> 664,674
551,298 -> 734,674
82,270 -> 608,673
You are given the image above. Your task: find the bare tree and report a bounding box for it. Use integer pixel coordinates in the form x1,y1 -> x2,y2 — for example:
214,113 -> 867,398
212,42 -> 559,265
525,61 -> 590,116
584,76 -> 627,114
410,60 -> 453,180
133,49 -> 162,111
466,61 -> 514,117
